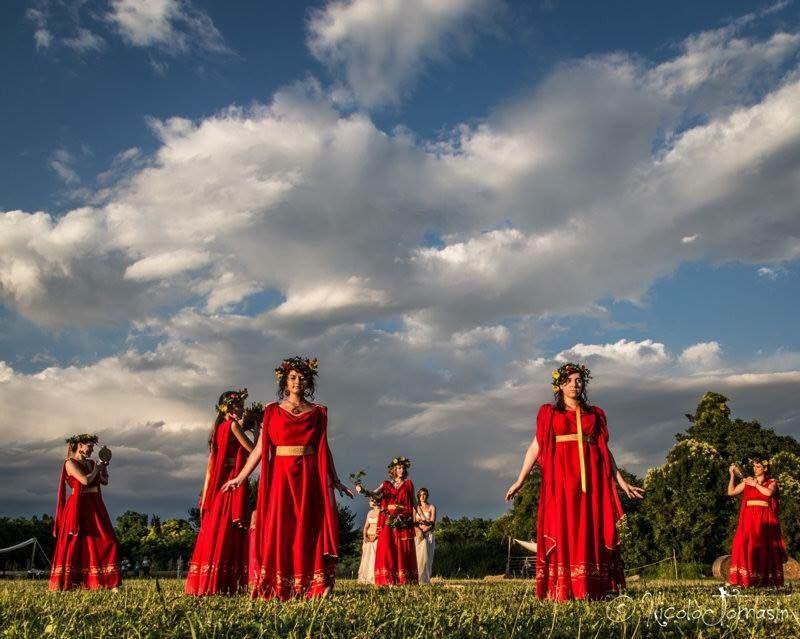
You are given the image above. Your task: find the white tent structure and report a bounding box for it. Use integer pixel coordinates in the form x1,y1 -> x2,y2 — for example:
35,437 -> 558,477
0,538 -> 51,576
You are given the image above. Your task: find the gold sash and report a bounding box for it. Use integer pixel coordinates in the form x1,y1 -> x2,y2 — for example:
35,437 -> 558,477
554,407 -> 590,492
746,499 -> 769,507
274,445 -> 315,456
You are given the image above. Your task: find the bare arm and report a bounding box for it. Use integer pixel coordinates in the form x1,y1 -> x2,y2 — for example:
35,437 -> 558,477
608,448 -> 645,499
65,459 -> 102,486
753,479 -> 776,497
727,465 -> 745,496
230,420 -> 254,454
221,434 -> 263,492
505,437 -> 540,501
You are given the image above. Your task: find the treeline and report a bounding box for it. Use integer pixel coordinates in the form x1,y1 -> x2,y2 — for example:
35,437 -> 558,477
2,392 -> 798,577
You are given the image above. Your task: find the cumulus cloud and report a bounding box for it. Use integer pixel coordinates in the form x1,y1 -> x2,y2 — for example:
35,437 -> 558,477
307,0 -> 499,107
3,8 -> 800,519
679,341 -> 722,369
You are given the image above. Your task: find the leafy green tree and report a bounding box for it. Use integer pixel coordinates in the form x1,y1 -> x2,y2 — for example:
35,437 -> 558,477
434,517 -> 506,577
114,511 -> 148,562
642,439 -> 732,564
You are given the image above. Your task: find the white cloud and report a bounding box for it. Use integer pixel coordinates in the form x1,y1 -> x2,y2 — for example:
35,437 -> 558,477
307,0 -> 499,107
679,341 -> 722,369
63,27 -> 105,53
452,325 -> 510,349
49,148 -> 79,184
124,249 -> 211,282
556,339 -> 671,368
107,0 -> 229,54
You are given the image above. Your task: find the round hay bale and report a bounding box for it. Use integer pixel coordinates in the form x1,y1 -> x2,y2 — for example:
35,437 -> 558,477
712,554 -> 731,580
784,558 -> 800,581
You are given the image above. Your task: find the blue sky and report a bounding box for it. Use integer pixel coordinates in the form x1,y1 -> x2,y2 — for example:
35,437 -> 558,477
1,0 -> 799,521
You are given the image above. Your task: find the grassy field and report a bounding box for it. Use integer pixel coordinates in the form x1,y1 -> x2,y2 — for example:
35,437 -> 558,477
0,578 -> 798,638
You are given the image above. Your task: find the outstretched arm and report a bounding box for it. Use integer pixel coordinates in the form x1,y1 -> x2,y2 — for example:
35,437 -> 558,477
608,448 -> 645,499
231,419 -> 255,453
505,437 -> 540,501
221,434 -> 263,492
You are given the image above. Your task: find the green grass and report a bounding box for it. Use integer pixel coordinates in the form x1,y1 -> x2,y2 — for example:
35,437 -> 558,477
0,579 -> 798,638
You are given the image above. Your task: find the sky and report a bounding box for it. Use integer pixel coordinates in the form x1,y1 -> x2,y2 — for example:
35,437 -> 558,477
1,0 -> 799,524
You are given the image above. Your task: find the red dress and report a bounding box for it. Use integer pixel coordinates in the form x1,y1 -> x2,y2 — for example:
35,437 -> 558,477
49,461 -> 121,590
535,404 -> 625,601
185,418 -> 250,595
728,478 -> 787,587
374,479 -> 418,586
249,403 -> 340,600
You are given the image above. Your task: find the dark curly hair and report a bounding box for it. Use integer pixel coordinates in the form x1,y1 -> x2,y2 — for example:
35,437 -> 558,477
275,356 -> 317,400
552,362 -> 592,411
208,390 -> 246,452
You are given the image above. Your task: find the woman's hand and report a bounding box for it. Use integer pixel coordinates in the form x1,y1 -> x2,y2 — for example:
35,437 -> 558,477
617,476 -> 645,499
505,480 -> 524,502
334,479 -> 354,498
729,464 -> 737,476
744,477 -> 756,487
222,476 -> 244,492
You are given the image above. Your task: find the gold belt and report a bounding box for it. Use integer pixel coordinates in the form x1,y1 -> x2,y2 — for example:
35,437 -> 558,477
274,445 -> 315,456
82,487 -> 99,494
223,457 -> 236,467
555,434 -> 596,444
746,500 -> 769,507
386,504 -> 402,511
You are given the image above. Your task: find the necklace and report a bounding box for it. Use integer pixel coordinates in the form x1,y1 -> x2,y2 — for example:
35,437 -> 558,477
285,399 -> 305,414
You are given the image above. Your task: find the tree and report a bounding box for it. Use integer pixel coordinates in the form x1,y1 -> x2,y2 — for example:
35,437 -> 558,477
642,439 -> 732,564
434,517 -> 506,577
114,511 -> 148,561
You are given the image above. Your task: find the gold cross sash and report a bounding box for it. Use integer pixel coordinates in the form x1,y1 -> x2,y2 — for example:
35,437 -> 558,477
553,408 -> 590,492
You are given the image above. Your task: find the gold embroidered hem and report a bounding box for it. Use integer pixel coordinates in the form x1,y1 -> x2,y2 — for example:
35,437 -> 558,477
50,564 -> 119,576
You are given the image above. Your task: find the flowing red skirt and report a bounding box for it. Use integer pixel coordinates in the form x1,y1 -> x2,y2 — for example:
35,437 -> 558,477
185,489 -> 249,595
49,493 -> 121,590
251,455 -> 336,599
536,407 -> 625,601
729,485 -> 787,587
374,479 -> 418,586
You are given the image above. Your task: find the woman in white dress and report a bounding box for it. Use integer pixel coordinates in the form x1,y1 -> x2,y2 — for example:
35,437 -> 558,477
357,497 -> 380,584
414,487 -> 436,584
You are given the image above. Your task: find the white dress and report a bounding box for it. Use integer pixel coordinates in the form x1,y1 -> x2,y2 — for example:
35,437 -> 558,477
415,504 -> 435,584
357,510 -> 379,584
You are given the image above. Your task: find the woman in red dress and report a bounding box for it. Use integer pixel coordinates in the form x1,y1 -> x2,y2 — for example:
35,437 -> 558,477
49,434 -> 121,591
727,456 -> 788,587
222,357 -> 352,600
185,389 -> 255,595
371,456 -> 419,586
505,363 -> 644,601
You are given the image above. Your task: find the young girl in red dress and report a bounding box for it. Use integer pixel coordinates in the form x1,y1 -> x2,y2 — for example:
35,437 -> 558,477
185,389 -> 256,595
727,456 -> 787,587
222,357 -> 353,600
505,363 -> 644,601
371,456 -> 419,586
49,434 -> 121,591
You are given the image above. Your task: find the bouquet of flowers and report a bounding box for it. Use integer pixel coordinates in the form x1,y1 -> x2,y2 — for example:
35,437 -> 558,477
386,512 -> 414,529
350,470 -> 377,498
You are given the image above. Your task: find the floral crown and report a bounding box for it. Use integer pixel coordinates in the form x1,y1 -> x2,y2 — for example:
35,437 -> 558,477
215,388 -> 249,414
551,362 -> 592,393
748,455 -> 770,467
387,455 -> 412,469
274,356 -> 319,383
65,433 -> 99,446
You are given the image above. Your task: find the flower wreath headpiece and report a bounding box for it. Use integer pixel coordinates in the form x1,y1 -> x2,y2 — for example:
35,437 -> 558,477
551,362 -> 592,393
748,454 -> 770,467
387,455 -> 412,470
274,356 -> 319,383
215,388 -> 249,414
65,433 -> 99,446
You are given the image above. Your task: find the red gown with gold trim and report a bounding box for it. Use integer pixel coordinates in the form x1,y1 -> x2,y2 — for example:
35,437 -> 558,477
49,461 -> 121,590
728,478 -> 787,587
249,403 -> 340,600
185,418 -> 250,595
374,479 -> 419,586
535,404 -> 625,601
